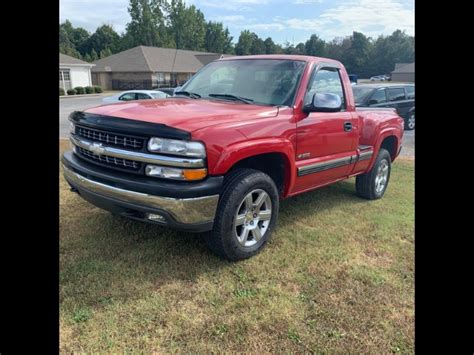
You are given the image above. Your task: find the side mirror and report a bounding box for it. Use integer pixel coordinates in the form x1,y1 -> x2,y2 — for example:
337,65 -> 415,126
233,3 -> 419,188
368,99 -> 378,105
303,93 -> 342,113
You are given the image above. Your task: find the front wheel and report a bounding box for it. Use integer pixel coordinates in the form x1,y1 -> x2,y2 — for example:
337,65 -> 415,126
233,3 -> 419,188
355,148 -> 391,200
405,112 -> 415,130
206,168 -> 279,261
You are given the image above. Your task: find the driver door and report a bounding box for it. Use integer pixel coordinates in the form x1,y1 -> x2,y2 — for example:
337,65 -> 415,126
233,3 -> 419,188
294,66 -> 358,192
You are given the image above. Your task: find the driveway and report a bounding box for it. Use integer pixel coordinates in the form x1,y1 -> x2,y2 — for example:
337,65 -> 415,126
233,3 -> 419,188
400,130 -> 414,158
60,96 -> 414,157
60,94 -> 109,138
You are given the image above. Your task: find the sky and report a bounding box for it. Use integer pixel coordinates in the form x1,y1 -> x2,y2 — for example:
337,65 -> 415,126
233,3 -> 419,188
60,0 -> 414,45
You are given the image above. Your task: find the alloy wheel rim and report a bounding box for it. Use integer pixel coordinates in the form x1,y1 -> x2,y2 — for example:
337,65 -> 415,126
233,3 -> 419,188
408,114 -> 415,129
234,189 -> 272,247
375,159 -> 389,194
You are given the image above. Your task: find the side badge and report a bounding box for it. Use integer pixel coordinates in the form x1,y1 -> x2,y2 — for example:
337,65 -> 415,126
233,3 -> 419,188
298,152 -> 311,159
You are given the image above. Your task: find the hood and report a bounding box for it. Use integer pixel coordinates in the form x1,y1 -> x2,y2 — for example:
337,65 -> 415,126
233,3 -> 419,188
84,98 -> 280,132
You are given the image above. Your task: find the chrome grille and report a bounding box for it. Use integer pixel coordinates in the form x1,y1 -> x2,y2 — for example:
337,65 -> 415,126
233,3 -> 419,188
76,146 -> 141,171
75,126 -> 144,150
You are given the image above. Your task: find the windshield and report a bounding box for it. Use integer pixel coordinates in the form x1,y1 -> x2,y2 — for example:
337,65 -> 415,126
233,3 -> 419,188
352,87 -> 374,104
180,59 -> 306,106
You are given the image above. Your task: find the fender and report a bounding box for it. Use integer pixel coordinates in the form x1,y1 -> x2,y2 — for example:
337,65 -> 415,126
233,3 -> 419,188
368,128 -> 401,170
212,138 -> 296,196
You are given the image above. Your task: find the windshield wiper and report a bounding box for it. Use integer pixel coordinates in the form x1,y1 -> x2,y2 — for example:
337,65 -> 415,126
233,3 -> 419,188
208,94 -> 254,104
174,90 -> 201,99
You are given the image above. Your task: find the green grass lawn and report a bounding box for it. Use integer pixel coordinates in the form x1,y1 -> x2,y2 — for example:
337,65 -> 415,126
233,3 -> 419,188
60,140 -> 414,353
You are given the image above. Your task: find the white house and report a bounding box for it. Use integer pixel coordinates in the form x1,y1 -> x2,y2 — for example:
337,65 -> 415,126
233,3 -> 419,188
60,53 -> 95,91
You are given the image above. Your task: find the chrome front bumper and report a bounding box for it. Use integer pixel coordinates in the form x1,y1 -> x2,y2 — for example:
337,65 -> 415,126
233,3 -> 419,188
63,165 -> 219,225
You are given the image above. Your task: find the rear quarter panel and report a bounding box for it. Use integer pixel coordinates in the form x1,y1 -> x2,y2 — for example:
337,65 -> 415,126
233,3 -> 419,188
354,109 -> 404,172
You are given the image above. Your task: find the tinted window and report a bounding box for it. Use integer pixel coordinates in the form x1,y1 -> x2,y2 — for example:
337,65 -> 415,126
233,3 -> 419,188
136,93 -> 151,100
369,89 -> 387,104
305,68 -> 345,108
387,88 -> 405,102
119,93 -> 136,101
405,86 -> 415,99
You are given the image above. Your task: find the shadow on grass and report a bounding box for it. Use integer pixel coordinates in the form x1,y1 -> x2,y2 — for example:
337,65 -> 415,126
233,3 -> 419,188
60,178 -> 371,309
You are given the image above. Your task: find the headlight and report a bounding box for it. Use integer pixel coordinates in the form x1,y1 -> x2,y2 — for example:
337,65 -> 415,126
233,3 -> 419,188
145,165 -> 207,181
147,137 -> 206,157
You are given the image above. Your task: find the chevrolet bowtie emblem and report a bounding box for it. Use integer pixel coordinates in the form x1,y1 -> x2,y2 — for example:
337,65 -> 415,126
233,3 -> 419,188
89,142 -> 105,156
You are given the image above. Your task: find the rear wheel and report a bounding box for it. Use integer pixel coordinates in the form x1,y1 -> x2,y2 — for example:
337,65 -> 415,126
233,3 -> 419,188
206,168 -> 279,261
405,112 -> 415,130
356,148 -> 391,200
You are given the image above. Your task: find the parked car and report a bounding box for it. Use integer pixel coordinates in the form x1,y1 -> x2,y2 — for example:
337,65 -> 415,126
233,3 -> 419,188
153,87 -> 176,96
63,55 -> 404,261
353,83 -> 415,130
370,75 -> 386,81
102,90 -> 169,104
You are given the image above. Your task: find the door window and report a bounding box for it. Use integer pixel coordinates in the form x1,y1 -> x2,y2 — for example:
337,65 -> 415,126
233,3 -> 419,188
369,89 -> 387,104
136,93 -> 151,100
387,88 -> 405,102
305,68 -> 345,108
119,93 -> 137,101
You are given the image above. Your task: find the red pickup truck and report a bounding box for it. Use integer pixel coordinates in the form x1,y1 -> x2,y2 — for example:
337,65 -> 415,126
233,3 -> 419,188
62,55 -> 404,260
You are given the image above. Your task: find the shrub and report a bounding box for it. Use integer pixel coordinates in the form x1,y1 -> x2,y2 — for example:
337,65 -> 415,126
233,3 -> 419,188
59,88 -> 65,96
85,86 -> 94,94
74,86 -> 85,95
67,89 -> 76,95
93,86 -> 103,93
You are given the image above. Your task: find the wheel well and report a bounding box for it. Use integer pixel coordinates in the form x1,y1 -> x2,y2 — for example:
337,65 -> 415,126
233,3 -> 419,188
229,153 -> 289,196
380,136 -> 398,161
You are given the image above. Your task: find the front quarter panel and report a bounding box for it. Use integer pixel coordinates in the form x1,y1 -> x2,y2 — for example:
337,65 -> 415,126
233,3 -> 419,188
191,110 -> 297,196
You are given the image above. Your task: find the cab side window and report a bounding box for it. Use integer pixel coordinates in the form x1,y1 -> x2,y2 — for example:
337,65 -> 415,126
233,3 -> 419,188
304,68 -> 345,108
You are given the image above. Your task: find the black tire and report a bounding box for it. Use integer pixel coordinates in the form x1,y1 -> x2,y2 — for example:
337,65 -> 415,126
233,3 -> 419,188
206,168 -> 279,261
355,148 -> 391,200
404,112 -> 415,130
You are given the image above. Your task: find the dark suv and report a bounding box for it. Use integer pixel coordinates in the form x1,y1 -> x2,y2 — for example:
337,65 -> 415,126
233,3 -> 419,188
353,84 -> 415,130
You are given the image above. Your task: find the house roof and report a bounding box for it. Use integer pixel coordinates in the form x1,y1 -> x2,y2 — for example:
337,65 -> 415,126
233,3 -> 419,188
91,46 -> 226,73
60,53 -> 94,66
392,62 -> 414,74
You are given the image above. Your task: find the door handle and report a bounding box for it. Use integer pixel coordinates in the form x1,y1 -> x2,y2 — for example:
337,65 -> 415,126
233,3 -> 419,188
344,122 -> 352,132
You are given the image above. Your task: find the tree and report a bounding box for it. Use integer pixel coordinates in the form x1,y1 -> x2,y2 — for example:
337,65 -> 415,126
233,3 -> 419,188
369,30 -> 414,76
205,21 -> 233,54
90,48 -> 99,61
124,0 -> 170,47
341,31 -> 372,77
283,41 -> 306,55
235,30 -> 254,55
85,25 -> 121,56
168,0 -> 206,50
250,33 -> 265,54
100,48 -> 113,58
305,34 -> 325,57
59,24 -> 82,58
60,20 -> 91,57
263,37 -> 282,54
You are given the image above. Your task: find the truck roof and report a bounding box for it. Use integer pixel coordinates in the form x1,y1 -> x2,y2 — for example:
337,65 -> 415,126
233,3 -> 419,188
219,54 -> 342,66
